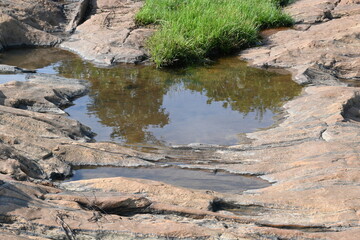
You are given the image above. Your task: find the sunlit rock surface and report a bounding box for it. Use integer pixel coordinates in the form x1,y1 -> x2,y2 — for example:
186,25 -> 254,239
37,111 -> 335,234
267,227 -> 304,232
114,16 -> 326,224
60,0 -> 154,65
0,0 -> 152,65
0,0 -> 360,239
241,0 -> 360,85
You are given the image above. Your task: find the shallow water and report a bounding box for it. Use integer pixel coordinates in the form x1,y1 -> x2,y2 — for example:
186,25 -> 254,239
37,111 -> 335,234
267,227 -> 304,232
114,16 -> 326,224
69,166 -> 270,194
0,74 -> 27,83
0,47 -> 301,192
0,48 -> 302,146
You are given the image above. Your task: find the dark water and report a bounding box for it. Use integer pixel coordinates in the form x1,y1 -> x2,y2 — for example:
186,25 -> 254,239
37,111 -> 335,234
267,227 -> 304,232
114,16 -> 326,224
0,48 -> 302,146
69,166 -> 270,193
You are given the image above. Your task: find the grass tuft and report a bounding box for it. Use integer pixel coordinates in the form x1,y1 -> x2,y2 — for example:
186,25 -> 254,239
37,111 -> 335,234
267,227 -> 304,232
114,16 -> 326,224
136,0 -> 293,67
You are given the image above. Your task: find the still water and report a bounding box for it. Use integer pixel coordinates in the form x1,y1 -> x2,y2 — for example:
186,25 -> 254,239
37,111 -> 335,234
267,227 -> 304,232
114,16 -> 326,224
69,166 -> 271,194
0,48 -> 301,146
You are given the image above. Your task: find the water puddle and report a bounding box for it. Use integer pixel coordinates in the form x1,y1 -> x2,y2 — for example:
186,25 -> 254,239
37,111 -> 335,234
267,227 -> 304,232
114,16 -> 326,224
0,47 -> 301,193
69,166 -> 270,194
0,74 -> 27,83
0,48 -> 73,73
0,47 -> 301,146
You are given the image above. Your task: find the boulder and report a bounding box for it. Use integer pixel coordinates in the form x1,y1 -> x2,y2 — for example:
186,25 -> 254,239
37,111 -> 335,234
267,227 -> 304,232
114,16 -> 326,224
241,0 -> 360,85
60,0 -> 154,65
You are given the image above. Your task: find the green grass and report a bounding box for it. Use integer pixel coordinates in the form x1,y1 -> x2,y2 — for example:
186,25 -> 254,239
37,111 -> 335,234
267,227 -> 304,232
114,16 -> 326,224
136,0 -> 293,67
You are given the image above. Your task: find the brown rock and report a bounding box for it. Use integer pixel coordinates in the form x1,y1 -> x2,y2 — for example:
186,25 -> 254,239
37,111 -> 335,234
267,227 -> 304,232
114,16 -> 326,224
332,0 -> 360,18
0,0 -> 153,65
0,0 -> 91,50
0,64 -> 34,74
0,0 -> 68,33
0,14 -> 60,49
60,0 -> 154,65
0,73 -> 161,180
285,0 -> 339,24
0,103 -> 160,180
62,177 -> 217,210
65,0 -> 91,33
0,174 -> 247,239
45,191 -> 152,215
241,1 -> 360,85
2,0 -> 360,239
0,74 -> 89,114
56,142 -> 161,167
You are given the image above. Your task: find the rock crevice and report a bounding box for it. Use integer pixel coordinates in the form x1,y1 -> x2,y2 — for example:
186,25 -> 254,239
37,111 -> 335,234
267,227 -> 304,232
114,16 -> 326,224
1,0 -> 360,239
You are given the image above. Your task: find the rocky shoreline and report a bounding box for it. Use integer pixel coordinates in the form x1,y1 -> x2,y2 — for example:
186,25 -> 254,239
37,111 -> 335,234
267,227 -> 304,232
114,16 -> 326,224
1,0 -> 360,239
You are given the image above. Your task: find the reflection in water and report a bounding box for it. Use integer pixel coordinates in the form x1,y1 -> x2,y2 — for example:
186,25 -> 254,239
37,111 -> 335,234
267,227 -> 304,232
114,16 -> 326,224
0,74 -> 27,83
0,48 -> 302,146
0,48 -> 74,72
184,60 -> 299,117
69,167 -> 271,193
57,61 -> 172,144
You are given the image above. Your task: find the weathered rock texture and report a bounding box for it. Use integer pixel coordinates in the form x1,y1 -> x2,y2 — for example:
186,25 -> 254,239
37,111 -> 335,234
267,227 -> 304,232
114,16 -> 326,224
242,0 -> 360,85
0,103 -> 160,180
60,0 -> 154,65
1,0 -> 360,239
0,74 -> 89,114
0,0 -> 152,64
0,174 -> 252,239
0,64 -> 34,74
0,0 -> 83,50
166,86 -> 360,239
0,73 -> 162,182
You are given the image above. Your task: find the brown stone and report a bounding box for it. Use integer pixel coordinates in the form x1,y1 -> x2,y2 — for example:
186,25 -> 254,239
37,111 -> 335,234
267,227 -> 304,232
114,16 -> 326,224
285,0 -> 339,24
0,74 -> 89,114
60,0 -> 154,65
0,14 -> 60,50
1,0 -> 360,239
241,0 -> 360,85
0,72 -> 166,180
0,174 -> 247,239
0,0 -> 152,64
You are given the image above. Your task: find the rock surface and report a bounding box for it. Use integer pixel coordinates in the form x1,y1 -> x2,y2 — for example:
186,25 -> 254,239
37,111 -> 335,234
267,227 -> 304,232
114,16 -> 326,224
1,0 -> 360,239
0,73 -> 162,181
0,0 -> 152,64
0,174 -> 253,239
168,86 -> 360,238
60,0 -> 154,65
0,0 -> 78,50
0,103 -> 160,180
0,64 -> 34,74
241,0 -> 360,85
0,74 -> 89,114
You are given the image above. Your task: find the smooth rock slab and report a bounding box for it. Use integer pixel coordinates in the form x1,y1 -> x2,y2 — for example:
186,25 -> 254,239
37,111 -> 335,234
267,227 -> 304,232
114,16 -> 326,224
0,0 -> 88,49
60,0 -> 154,65
0,74 -> 161,180
285,0 -> 339,24
0,74 -> 89,114
0,105 -> 161,180
0,64 -> 34,74
0,174 -> 252,239
1,0 -> 360,239
241,0 -> 360,85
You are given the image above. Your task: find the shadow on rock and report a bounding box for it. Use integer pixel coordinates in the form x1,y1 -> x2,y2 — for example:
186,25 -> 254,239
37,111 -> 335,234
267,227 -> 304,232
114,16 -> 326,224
342,92 -> 360,122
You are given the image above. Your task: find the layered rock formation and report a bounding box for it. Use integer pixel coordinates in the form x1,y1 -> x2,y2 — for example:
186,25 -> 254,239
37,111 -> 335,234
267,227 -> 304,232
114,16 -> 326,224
0,0 -> 152,65
1,0 -> 360,239
0,0 -> 78,49
60,0 -> 155,65
242,0 -> 360,85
